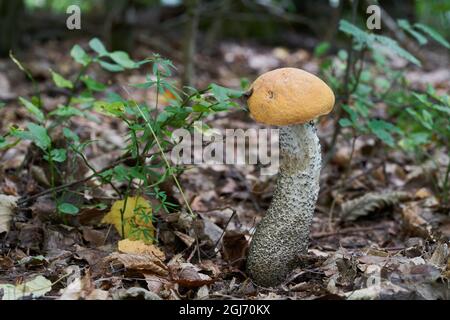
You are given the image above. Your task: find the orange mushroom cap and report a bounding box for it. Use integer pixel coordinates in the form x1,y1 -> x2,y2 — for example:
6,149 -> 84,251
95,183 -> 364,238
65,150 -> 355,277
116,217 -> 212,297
247,68 -> 335,126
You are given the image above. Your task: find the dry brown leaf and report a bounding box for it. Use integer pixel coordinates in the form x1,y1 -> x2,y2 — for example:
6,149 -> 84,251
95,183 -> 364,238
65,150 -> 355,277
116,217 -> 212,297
0,194 -> 18,233
59,272 -> 109,300
222,231 -> 249,268
402,202 -> 432,238
340,191 -> 411,221
415,188 -> 432,199
173,231 -> 195,247
428,243 -> 448,268
173,263 -> 215,288
82,227 -> 106,247
143,273 -> 171,293
107,253 -> 168,276
118,239 -> 165,260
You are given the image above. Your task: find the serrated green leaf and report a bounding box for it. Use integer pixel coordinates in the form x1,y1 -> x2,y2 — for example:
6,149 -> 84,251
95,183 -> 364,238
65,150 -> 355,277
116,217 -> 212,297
339,20 -> 372,45
430,104 -> 450,115
50,70 -> 73,89
414,23 -> 450,49
374,35 -> 421,66
397,19 -> 427,45
19,97 -> 45,123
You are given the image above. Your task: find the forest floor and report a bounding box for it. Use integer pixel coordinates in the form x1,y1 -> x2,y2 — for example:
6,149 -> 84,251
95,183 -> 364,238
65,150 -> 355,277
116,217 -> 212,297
0,36 -> 449,300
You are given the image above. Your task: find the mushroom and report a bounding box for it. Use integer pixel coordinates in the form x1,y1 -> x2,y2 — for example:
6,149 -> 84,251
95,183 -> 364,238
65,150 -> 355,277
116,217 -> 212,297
246,68 -> 335,287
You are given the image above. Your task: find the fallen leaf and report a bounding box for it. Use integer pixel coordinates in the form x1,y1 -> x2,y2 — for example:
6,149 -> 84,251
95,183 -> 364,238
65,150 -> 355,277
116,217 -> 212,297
144,273 -> 171,293
340,191 -> 411,221
0,276 -> 52,300
428,243 -> 448,268
402,202 -> 432,238
112,287 -> 162,300
101,196 -> 155,243
0,194 -> 18,233
106,253 -> 168,276
173,231 -> 195,248
222,231 -> 249,268
173,263 -> 215,288
82,227 -> 106,247
59,272 -> 109,300
415,188 -> 432,199
118,239 -> 165,260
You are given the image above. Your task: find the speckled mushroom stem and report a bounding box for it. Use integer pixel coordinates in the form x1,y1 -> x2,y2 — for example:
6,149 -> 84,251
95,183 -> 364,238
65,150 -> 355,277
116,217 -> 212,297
247,121 -> 321,287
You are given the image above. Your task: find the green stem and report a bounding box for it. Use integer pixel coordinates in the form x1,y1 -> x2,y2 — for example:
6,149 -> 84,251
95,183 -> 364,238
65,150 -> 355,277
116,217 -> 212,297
66,61 -> 92,106
442,159 -> 450,204
133,100 -> 196,218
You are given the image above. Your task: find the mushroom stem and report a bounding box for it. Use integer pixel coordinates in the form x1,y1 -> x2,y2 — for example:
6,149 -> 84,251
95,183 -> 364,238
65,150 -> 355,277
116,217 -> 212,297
247,121 -> 321,287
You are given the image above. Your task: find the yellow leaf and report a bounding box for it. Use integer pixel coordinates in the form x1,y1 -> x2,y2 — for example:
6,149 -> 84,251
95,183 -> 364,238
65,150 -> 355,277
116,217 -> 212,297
101,196 -> 155,243
118,239 -> 165,260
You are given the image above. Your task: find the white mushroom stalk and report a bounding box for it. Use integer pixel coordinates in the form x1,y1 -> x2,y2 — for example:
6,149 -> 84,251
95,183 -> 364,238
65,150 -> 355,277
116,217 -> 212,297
245,68 -> 335,287
247,122 -> 321,286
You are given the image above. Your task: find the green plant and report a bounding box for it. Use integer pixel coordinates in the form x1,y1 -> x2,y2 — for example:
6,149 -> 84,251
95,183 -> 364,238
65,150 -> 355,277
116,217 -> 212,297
319,17 -> 449,202
1,38 -> 243,240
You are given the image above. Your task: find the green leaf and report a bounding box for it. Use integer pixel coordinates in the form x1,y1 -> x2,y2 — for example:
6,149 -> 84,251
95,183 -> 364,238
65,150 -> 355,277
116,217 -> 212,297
368,120 -> 398,146
44,148 -> 67,163
71,45 -> 91,66
339,20 -> 371,46
414,23 -> 450,49
89,38 -> 108,56
63,127 -> 80,143
94,101 -> 125,117
0,136 -> 20,150
209,83 -> 243,102
98,60 -> 124,72
397,19 -> 427,45
339,19 -> 421,66
19,97 -> 45,123
50,70 -> 73,89
81,75 -> 106,91
58,203 -> 79,215
49,105 -> 83,117
339,118 -> 353,127
192,104 -> 211,113
26,123 -> 51,150
211,102 -> 234,112
430,104 -> 450,115
373,35 -> 421,66
314,42 -> 330,57
110,51 -> 137,69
